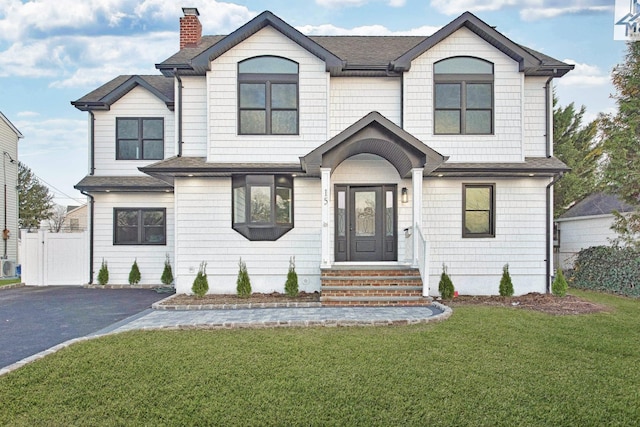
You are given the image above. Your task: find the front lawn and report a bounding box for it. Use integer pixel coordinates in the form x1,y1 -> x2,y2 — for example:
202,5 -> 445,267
0,278 -> 21,287
0,290 -> 638,426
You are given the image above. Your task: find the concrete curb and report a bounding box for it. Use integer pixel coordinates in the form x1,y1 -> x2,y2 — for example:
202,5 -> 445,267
0,282 -> 25,291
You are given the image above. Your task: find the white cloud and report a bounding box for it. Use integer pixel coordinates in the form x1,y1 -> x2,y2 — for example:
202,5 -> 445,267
429,0 -> 613,20
16,111 -> 40,117
556,59 -> 610,87
297,23 -> 439,36
315,0 -> 406,8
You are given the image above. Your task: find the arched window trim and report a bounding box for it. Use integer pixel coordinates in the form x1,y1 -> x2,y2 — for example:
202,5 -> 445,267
434,56 -> 494,135
238,56 -> 299,135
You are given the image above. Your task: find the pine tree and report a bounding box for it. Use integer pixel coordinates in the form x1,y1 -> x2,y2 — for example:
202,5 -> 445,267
236,257 -> 252,298
128,259 -> 141,285
284,256 -> 298,297
18,162 -> 54,230
161,254 -> 174,285
192,262 -> 208,297
438,264 -> 455,299
552,95 -> 602,217
552,268 -> 568,297
499,264 -> 514,297
599,42 -> 640,247
97,259 -> 109,285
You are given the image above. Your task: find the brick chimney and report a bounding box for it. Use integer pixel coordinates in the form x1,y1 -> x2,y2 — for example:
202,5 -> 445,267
180,7 -> 202,49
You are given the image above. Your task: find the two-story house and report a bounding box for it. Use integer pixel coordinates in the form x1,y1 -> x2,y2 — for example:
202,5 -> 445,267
73,9 -> 571,302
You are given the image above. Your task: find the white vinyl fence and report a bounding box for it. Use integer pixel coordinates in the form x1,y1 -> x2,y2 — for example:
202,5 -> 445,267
20,229 -> 89,286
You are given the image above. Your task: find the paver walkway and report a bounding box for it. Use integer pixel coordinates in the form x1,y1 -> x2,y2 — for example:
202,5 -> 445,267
102,304 -> 450,333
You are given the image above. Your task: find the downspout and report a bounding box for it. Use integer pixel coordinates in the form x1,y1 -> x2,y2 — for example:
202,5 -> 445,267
175,69 -> 183,157
400,72 -> 404,128
546,173 -> 563,293
81,190 -> 95,284
544,76 -> 554,158
89,111 -> 95,175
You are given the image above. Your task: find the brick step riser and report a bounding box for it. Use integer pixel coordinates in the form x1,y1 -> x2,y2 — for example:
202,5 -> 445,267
322,290 -> 423,298
322,300 -> 432,307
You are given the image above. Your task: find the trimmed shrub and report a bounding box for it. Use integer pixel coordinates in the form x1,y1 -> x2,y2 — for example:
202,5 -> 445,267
438,264 -> 455,299
161,254 -> 174,286
499,264 -> 514,297
128,259 -> 141,285
571,245 -> 640,297
237,257 -> 252,298
97,259 -> 109,286
552,268 -> 568,297
192,262 -> 208,298
284,256 -> 299,297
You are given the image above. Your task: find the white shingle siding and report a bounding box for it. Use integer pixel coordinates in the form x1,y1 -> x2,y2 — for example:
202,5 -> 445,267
404,27 -> 524,162
93,86 -> 175,176
423,177 -> 547,295
207,27 -> 329,162
329,77 -> 401,136
180,76 -> 208,157
173,176 -> 322,294
92,192 -> 174,285
523,77 -> 548,157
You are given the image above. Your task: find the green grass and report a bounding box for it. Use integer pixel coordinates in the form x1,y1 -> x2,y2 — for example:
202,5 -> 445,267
1,290 -> 639,426
0,278 -> 20,287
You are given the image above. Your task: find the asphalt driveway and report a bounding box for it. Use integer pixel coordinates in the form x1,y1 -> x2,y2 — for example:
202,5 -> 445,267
0,286 -> 168,369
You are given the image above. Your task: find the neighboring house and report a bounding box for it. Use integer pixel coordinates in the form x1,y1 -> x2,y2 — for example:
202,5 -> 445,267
64,204 -> 88,232
555,193 -> 636,270
73,9 -> 572,300
0,112 -> 21,275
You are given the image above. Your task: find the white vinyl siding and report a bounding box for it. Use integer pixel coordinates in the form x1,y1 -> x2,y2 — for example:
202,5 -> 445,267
0,117 -> 19,262
173,176 -> 322,294
404,27 -> 524,162
92,192 -> 174,285
93,86 -> 175,176
523,76 -> 548,157
555,215 -> 621,270
423,177 -> 548,295
207,26 -> 328,163
329,77 -> 401,137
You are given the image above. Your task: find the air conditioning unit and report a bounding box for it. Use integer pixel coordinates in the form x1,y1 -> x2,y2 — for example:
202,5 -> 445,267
1,259 -> 15,278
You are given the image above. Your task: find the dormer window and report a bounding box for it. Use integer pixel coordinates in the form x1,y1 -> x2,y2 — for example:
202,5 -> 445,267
238,56 -> 299,135
434,57 -> 494,135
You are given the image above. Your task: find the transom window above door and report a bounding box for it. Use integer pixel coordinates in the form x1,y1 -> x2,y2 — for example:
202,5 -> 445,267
434,57 -> 494,135
238,56 -> 299,135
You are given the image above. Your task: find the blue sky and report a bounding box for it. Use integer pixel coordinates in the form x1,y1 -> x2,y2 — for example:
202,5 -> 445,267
0,0 -> 627,206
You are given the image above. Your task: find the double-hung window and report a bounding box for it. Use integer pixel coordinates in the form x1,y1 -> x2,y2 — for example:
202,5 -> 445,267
114,208 -> 166,245
116,117 -> 164,160
232,175 -> 293,241
462,184 -> 495,238
238,56 -> 299,135
434,57 -> 494,135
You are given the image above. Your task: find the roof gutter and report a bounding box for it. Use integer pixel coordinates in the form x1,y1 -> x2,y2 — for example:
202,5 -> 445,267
80,190 -> 95,285
175,69 -> 183,157
546,172 -> 563,293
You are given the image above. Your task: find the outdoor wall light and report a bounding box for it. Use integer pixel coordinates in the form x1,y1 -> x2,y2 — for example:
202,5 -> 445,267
401,187 -> 408,203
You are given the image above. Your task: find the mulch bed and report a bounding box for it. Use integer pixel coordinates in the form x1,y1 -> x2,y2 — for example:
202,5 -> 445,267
163,291 -> 606,315
442,292 -> 609,315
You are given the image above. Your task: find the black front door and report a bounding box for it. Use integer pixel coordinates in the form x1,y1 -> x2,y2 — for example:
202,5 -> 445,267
335,185 -> 396,262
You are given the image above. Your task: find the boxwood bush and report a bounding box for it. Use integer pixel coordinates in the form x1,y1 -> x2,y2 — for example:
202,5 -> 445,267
570,246 -> 640,297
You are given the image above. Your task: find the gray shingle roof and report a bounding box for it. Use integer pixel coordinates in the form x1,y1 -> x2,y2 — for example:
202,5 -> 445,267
430,157 -> 569,177
558,192 -> 636,219
72,75 -> 174,111
156,11 -> 572,78
139,157 -> 304,179
74,175 -> 173,192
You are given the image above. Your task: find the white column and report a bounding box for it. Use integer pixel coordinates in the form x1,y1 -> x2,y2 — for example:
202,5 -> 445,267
411,168 -> 423,268
321,168 -> 331,268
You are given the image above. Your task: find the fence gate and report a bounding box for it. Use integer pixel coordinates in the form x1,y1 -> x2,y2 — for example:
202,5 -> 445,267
20,230 -> 89,286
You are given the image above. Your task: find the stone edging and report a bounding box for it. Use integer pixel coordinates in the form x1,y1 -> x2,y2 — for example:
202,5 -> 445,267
152,293 -> 322,310
0,282 -> 25,291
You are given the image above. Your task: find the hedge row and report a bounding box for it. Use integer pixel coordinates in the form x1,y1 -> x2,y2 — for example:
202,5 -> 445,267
570,246 -> 640,297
